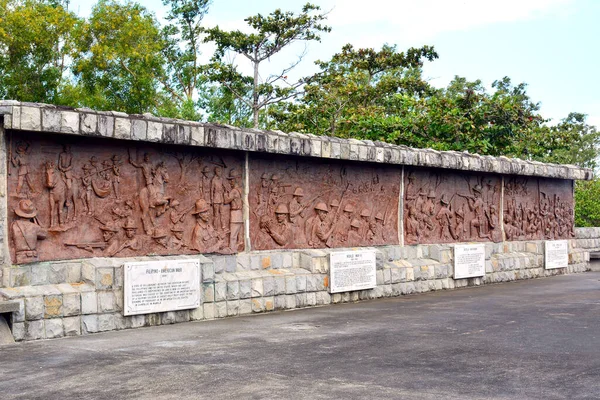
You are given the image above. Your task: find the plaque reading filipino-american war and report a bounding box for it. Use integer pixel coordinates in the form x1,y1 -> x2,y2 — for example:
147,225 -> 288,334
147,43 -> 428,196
249,154 -> 401,250
6,132 -> 245,263
329,249 -> 377,293
124,259 -> 200,316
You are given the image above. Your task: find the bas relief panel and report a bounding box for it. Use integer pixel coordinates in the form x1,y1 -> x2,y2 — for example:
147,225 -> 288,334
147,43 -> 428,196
7,132 -> 244,264
249,155 -> 401,250
503,176 -> 574,240
404,168 -> 502,245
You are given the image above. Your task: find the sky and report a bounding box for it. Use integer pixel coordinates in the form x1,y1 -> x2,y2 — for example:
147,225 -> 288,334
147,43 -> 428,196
68,0 -> 599,127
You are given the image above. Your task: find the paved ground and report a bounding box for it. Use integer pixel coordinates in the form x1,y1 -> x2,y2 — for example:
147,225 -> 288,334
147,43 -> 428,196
1,273 -> 600,400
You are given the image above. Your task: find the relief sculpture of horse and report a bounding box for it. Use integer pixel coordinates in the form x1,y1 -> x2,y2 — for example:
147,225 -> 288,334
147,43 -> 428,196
138,162 -> 170,235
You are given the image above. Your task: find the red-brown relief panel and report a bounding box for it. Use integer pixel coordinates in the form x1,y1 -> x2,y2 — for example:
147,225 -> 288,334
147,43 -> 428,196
7,132 -> 244,264
249,155 -> 401,250
503,176 -> 574,240
404,168 -> 502,245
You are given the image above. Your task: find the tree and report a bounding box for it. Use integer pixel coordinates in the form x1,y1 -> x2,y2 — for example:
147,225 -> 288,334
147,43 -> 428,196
205,2 -> 330,128
160,0 -> 211,120
71,0 -> 166,114
0,0 -> 79,104
270,44 -> 438,136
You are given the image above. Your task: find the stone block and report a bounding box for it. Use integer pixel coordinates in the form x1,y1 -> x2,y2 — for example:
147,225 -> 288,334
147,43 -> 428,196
226,280 -> 240,300
25,320 -> 44,340
30,264 -> 49,285
65,263 -> 82,283
227,300 -> 240,316
238,279 -> 251,299
63,316 -> 81,336
239,299 -> 252,315
264,296 -> 275,311
214,281 -> 227,302
316,291 -> 331,305
25,296 -> 44,320
285,294 -> 297,309
189,306 -> 204,321
114,117 -> 131,139
82,315 -> 98,334
203,303 -> 215,320
12,322 -> 25,341
274,276 -> 286,295
45,318 -> 64,339
201,262 -> 215,283
131,119 -> 147,140
98,314 -> 116,332
263,277 -> 275,296
215,301 -> 227,318
62,293 -> 81,316
81,113 -> 98,134
96,267 -> 114,290
20,106 -> 41,131
97,291 -> 115,312
203,283 -> 215,302
44,295 -> 63,318
295,275 -> 307,293
11,299 -> 25,323
60,111 -> 80,134
42,108 -> 61,131
251,278 -> 263,297
81,291 -> 98,314
98,114 -> 114,137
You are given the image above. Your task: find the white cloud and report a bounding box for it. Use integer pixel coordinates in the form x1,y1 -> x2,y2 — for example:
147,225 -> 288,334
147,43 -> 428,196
326,0 -> 574,41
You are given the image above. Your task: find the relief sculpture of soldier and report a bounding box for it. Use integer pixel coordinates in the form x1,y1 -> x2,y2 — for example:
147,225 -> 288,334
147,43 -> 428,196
191,199 -> 224,253
11,141 -> 36,197
11,199 -> 47,263
224,169 -> 243,252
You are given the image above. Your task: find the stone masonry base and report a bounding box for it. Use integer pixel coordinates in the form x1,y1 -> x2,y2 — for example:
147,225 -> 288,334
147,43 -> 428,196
0,236 -> 592,342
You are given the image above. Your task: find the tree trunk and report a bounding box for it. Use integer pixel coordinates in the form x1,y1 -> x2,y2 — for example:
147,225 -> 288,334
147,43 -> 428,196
253,56 -> 260,128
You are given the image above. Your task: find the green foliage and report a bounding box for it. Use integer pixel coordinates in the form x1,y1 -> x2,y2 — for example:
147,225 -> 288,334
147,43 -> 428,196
575,179 -> 600,227
205,2 -> 330,128
0,0 -> 79,103
160,0 -> 211,120
71,0 -> 165,114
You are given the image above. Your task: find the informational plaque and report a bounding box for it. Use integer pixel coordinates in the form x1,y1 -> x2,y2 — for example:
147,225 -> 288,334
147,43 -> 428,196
329,250 -> 377,293
124,259 -> 200,316
454,244 -> 486,279
545,240 -> 568,270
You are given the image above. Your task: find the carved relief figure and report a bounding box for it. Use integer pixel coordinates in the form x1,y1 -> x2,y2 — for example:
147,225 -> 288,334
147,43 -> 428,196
191,199 -> 224,253
110,155 -> 122,199
261,203 -> 292,248
211,166 -> 225,230
11,141 -> 36,197
309,202 -> 335,248
44,161 -> 67,229
11,200 -> 47,263
224,169 -> 243,252
110,218 -> 141,257
170,226 -> 187,250
347,219 -> 362,247
81,164 -> 94,215
200,166 -> 212,203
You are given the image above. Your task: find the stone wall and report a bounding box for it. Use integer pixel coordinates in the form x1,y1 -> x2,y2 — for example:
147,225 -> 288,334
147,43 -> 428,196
0,238 -> 590,341
0,101 -> 594,342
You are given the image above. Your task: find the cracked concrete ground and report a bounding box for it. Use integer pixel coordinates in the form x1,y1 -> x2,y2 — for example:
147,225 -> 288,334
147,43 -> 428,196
1,272 -> 599,400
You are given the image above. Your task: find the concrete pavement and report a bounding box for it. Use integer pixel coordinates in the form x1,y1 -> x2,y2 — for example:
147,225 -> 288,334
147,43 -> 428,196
1,273 -> 600,400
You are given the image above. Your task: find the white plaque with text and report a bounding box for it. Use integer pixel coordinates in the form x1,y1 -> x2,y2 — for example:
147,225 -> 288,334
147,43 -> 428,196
124,259 -> 200,316
545,240 -> 568,270
454,244 -> 486,279
330,250 -> 376,293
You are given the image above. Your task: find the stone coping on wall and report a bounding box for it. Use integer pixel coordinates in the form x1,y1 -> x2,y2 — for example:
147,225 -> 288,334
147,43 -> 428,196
0,100 -> 593,181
